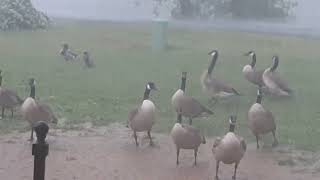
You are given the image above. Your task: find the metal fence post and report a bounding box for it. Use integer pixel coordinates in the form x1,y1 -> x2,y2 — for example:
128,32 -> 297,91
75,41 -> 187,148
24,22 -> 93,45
32,121 -> 49,180
152,19 -> 169,52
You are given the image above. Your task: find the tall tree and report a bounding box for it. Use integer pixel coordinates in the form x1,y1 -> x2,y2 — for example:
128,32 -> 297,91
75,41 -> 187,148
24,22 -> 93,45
151,0 -> 297,19
0,0 -> 50,31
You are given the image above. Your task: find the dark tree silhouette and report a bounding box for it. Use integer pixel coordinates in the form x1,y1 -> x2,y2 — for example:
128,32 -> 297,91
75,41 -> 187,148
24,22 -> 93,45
151,0 -> 297,19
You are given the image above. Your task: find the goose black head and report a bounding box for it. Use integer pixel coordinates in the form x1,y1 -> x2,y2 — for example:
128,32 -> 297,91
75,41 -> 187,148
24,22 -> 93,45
62,43 -> 69,49
244,51 -> 255,56
29,78 -> 36,87
208,49 -> 218,57
144,82 -> 157,100
207,50 -> 219,74
146,82 -> 157,91
244,51 -> 256,67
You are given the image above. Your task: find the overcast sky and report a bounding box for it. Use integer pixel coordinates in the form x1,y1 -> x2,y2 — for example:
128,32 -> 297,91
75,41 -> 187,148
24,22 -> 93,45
32,0 -> 320,26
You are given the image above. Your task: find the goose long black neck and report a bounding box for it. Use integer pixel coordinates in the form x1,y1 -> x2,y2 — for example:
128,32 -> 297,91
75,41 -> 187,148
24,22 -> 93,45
229,123 -> 235,132
250,54 -> 257,67
177,114 -> 182,124
229,116 -> 236,132
271,57 -> 279,72
256,92 -> 263,104
180,76 -> 186,91
208,55 -> 218,75
30,85 -> 35,99
143,87 -> 151,100
0,75 -> 2,86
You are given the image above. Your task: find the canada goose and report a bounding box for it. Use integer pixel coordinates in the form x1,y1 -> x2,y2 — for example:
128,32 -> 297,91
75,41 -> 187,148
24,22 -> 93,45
83,51 -> 94,68
262,56 -> 292,96
171,114 -> 206,166
59,43 -> 78,61
128,82 -> 157,146
0,70 -> 23,118
243,51 -> 265,87
212,115 -> 246,180
20,78 -> 58,141
248,87 -> 278,149
171,72 -> 213,125
200,50 -> 240,104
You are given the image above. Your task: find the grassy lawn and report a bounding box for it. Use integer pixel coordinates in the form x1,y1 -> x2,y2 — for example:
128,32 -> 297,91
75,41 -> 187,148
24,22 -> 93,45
0,20 -> 319,150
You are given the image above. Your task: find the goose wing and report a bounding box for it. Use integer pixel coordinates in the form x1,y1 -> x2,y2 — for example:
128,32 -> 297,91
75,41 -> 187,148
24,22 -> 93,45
270,73 -> 291,93
37,102 -> 58,123
128,107 -> 139,122
253,69 -> 265,86
179,95 -> 213,116
211,77 -> 240,95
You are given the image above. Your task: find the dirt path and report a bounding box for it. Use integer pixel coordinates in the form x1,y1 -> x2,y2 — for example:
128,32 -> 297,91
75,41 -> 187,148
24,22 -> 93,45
0,123 -> 319,180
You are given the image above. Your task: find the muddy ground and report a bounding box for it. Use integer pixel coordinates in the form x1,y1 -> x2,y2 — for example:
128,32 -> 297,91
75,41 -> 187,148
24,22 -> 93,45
0,123 -> 319,180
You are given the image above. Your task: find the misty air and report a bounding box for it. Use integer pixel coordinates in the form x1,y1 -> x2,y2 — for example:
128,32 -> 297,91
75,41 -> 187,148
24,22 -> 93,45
0,0 -> 319,180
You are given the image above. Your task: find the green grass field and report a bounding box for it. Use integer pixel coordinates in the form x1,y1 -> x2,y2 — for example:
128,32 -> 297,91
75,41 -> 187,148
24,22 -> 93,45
0,20 -> 319,150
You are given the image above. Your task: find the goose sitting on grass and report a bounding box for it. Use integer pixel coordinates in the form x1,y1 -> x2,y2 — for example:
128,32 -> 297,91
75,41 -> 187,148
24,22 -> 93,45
59,43 -> 78,61
83,51 -> 95,68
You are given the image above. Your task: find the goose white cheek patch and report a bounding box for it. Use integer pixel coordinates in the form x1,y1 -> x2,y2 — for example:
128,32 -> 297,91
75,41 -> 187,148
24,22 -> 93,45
211,51 -> 216,56
147,84 -> 151,90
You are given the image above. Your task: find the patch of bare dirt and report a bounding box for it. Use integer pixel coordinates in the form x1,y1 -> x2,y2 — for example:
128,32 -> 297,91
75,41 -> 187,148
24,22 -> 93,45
0,123 -> 319,180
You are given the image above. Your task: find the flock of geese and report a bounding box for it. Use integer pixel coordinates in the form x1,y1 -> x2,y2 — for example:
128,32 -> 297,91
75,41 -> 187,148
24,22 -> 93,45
0,49 -> 292,180
60,43 -> 95,68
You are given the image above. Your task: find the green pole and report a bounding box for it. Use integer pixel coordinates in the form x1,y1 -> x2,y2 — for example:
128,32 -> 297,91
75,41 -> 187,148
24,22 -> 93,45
152,19 -> 168,52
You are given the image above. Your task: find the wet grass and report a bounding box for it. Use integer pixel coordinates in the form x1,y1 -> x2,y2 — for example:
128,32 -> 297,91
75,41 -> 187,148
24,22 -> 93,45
0,20 -> 319,150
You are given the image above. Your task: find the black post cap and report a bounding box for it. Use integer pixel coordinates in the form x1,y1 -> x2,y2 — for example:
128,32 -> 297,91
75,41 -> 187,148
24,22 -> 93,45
34,121 -> 49,144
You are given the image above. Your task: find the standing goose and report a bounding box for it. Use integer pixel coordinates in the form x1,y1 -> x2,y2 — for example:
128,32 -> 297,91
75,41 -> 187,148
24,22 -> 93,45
171,72 -> 213,125
20,78 -> 58,141
248,87 -> 278,149
0,70 -> 23,118
262,56 -> 292,96
171,114 -> 206,166
212,115 -> 246,180
128,82 -> 157,146
200,50 -> 240,104
243,51 -> 265,87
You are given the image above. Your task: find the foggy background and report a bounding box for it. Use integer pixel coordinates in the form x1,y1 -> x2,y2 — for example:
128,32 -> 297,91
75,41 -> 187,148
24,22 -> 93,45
32,0 -> 320,37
